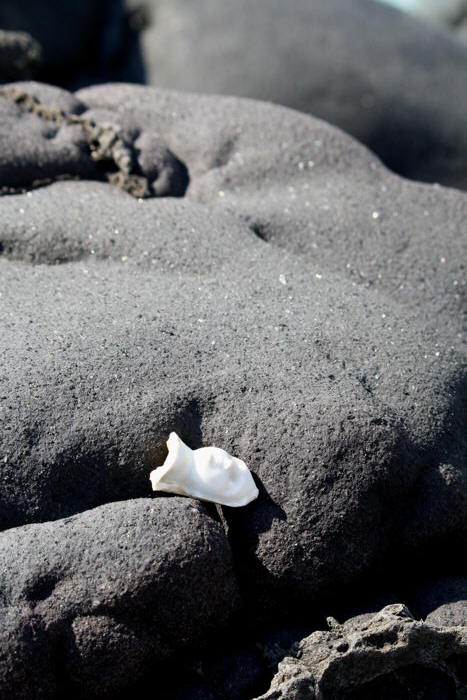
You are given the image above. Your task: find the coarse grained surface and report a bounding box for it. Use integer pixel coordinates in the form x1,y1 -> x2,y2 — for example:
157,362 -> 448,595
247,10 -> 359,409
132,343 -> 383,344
0,82 -> 466,698
254,604 -> 467,699
0,83 -> 188,196
0,497 -> 239,698
139,0 -> 467,189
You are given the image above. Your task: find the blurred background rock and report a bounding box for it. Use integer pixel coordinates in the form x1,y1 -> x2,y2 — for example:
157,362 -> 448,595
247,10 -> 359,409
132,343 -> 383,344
0,0 -> 147,87
0,29 -> 41,81
1,0 -> 467,190
378,0 -> 467,40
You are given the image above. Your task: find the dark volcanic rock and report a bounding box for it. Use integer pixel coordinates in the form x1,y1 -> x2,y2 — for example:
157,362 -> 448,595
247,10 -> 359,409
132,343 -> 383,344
0,81 -> 466,692
0,0 -> 145,88
0,497 -> 239,698
254,605 -> 467,699
0,30 -> 41,83
3,0 -> 467,188
409,577 -> 467,627
1,81 -> 466,601
0,83 -> 188,196
168,647 -> 266,700
141,0 -> 467,190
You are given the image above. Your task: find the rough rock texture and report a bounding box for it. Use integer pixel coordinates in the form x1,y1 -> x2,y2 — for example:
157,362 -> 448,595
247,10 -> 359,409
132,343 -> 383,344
255,605 -> 467,699
0,81 -> 466,693
1,80 -> 466,597
0,83 -> 188,196
140,0 -> 467,189
0,30 -> 41,82
0,497 -> 239,698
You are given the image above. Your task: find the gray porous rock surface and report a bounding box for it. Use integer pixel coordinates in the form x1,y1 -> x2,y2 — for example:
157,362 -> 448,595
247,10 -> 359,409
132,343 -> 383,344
0,83 -> 188,197
0,497 -> 239,698
0,81 -> 466,696
255,604 -> 467,699
139,0 -> 467,190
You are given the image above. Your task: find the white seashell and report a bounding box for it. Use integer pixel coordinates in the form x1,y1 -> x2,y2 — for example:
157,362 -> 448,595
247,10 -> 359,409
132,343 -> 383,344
149,432 -> 259,507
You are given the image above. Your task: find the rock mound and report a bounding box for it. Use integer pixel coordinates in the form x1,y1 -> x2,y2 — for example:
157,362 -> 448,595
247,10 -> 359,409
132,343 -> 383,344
0,498 -> 239,698
255,604 -> 467,699
0,81 -> 465,695
141,0 -> 467,190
